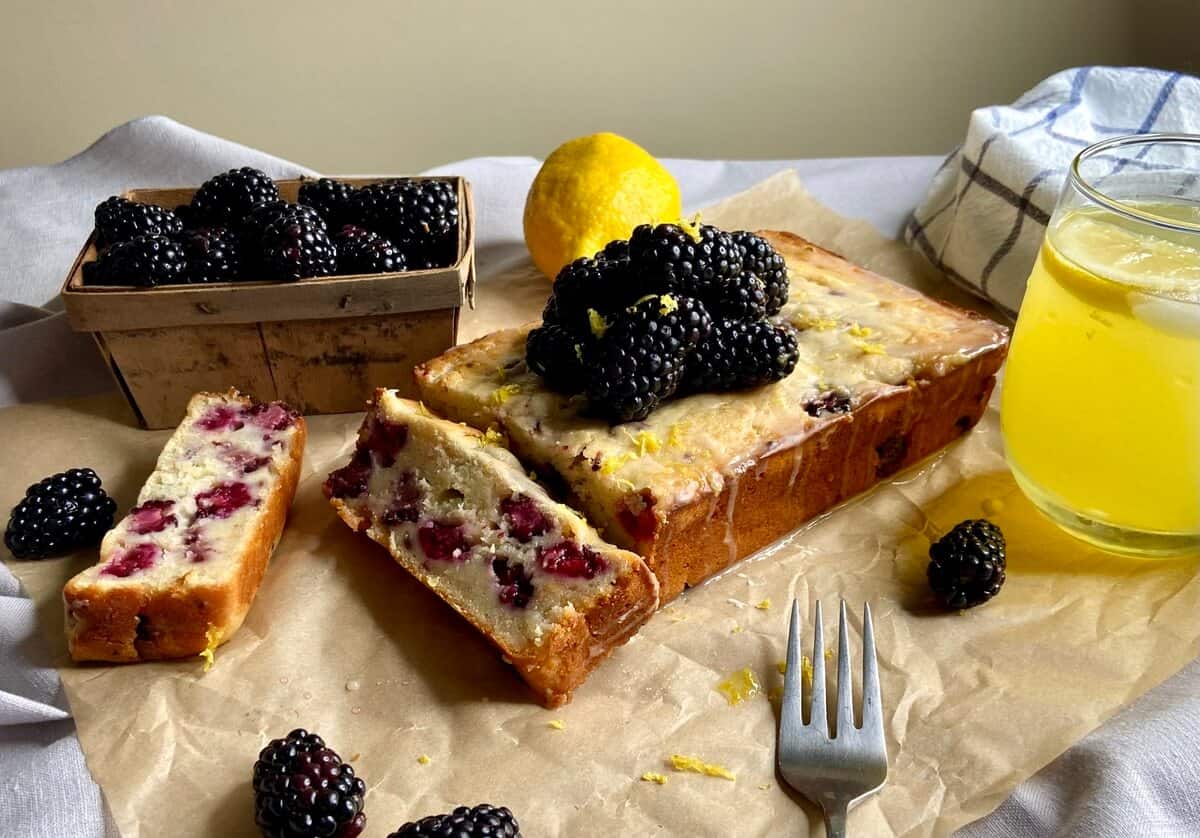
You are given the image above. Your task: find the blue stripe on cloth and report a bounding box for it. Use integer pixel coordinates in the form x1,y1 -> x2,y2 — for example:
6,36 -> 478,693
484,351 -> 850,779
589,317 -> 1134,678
1105,72 -> 1182,177
980,168 -> 1056,299
959,155 -> 1053,225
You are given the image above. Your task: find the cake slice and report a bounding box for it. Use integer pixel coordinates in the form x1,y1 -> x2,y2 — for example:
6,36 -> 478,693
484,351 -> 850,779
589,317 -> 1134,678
323,390 -> 659,707
415,231 -> 1009,601
63,390 -> 306,662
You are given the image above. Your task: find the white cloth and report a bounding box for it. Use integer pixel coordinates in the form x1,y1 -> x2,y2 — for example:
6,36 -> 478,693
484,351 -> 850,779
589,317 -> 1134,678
906,66 -> 1200,315
1,117 -> 1198,837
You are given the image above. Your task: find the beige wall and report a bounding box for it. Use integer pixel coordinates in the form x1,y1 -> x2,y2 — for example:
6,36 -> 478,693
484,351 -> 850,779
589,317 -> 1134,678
0,1 -> 1195,171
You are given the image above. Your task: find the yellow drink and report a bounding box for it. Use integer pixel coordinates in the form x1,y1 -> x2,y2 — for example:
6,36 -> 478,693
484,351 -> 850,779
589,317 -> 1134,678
1002,205 -> 1200,554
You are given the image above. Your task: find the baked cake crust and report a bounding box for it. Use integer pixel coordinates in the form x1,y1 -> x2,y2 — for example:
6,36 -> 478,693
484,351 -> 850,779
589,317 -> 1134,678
63,390 -> 306,662
415,231 -> 1008,601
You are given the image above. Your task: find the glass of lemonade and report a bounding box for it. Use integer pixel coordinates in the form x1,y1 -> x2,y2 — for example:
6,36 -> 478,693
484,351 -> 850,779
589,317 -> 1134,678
1002,134 -> 1200,557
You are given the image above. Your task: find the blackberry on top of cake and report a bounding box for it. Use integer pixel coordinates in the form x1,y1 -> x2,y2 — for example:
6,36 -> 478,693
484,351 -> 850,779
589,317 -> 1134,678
525,220 -> 799,423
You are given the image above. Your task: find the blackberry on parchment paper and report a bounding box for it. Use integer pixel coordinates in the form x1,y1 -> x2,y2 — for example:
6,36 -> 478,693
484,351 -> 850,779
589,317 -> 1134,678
253,729 -> 366,838
85,234 -> 187,287
388,804 -> 521,838
94,197 -> 182,248
5,468 -> 117,559
191,167 -> 281,225
927,520 -> 1007,610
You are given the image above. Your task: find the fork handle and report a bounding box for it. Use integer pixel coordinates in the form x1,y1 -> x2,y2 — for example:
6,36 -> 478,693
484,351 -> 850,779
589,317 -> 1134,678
821,799 -> 849,838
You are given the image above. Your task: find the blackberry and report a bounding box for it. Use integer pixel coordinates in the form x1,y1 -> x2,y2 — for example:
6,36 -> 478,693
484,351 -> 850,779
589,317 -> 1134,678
549,256 -> 642,338
190,167 -> 281,225
299,177 -> 357,227
388,804 -> 521,838
585,294 -> 711,423
927,520 -> 1007,610
4,468 -> 117,559
394,179 -> 459,245
94,197 -> 182,248
629,223 -> 741,296
173,203 -> 202,230
685,318 -> 799,392
347,180 -> 459,257
595,238 -> 631,263
239,200 -> 327,248
179,226 -> 241,283
260,215 -> 337,281
705,272 -> 768,320
732,231 -> 788,315
335,225 -> 406,274
253,729 -> 366,838
86,235 -> 186,287
526,323 -> 587,394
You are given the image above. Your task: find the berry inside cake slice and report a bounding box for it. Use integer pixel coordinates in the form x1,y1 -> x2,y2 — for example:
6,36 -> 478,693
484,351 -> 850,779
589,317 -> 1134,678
324,390 -> 660,707
63,390 -> 306,663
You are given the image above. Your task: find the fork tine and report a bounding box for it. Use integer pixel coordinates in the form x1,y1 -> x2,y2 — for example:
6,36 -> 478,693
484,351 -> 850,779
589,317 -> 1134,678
861,602 -> 885,744
809,600 -> 827,733
836,600 -> 855,736
779,600 -> 804,744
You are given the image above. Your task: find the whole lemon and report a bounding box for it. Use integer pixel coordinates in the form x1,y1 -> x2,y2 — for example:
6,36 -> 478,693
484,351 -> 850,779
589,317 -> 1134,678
524,133 -> 682,280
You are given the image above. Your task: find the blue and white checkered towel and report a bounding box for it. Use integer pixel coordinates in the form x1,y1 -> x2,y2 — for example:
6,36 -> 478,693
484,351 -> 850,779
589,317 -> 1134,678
906,66 -> 1200,315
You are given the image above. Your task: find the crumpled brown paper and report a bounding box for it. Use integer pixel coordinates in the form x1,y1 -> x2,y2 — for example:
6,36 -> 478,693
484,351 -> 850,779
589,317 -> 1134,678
4,171 -> 1200,838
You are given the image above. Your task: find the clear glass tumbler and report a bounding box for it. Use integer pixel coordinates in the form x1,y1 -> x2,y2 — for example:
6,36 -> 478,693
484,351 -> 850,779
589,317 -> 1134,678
1001,133 -> 1200,557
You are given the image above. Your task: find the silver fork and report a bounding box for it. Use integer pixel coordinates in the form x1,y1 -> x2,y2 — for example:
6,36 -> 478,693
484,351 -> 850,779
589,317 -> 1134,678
777,600 -> 888,837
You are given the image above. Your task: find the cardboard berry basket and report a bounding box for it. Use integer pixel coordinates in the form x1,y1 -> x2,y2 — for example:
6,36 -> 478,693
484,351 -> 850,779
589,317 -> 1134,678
60,176 -> 475,428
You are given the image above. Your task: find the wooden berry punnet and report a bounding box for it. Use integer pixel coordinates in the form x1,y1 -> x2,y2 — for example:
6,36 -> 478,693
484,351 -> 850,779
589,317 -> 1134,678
60,177 -> 475,429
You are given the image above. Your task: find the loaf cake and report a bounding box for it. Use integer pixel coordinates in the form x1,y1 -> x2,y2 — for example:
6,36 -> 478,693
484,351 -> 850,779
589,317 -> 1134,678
416,231 -> 1009,601
63,390 -> 306,662
323,390 -> 659,707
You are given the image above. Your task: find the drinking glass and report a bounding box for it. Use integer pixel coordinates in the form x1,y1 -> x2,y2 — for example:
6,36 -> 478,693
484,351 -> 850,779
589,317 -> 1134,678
1001,133 -> 1200,557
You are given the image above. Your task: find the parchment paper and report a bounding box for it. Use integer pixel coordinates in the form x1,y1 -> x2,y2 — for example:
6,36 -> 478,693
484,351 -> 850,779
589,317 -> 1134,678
4,171 -> 1199,837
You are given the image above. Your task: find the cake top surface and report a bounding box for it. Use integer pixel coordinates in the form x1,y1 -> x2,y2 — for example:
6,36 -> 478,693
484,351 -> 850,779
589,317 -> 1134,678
416,232 -> 1008,512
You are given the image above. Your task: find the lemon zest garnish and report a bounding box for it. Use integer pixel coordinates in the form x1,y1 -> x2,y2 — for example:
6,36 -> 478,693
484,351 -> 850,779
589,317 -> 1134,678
848,322 -> 873,338
802,655 -> 814,685
199,626 -> 221,672
730,623 -> 744,635
716,667 -> 761,705
678,213 -> 703,242
622,429 -> 662,457
855,340 -> 886,355
670,754 -> 736,781
758,783 -> 772,790
776,660 -> 787,674
804,317 -> 838,331
666,424 -> 684,448
478,426 -> 505,447
658,294 -> 679,315
574,343 -> 584,363
548,719 -> 565,730
629,293 -> 659,310
755,598 -> 772,611
614,477 -> 637,492
495,364 -> 507,382
417,754 -> 431,765
599,452 -> 633,475
587,308 -> 608,338
490,383 -> 521,405
641,771 -> 669,785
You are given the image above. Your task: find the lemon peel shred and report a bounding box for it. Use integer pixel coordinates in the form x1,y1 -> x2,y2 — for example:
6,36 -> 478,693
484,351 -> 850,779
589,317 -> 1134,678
614,477 -> 637,492
755,598 -> 772,610
417,754 -> 431,765
641,772 -> 668,785
776,660 -> 787,674
670,754 -> 736,781
678,213 -> 703,242
587,309 -> 608,339
490,383 -> 521,405
716,667 -> 761,705
658,294 -> 679,315
478,426 -> 505,448
730,623 -> 744,635
848,322 -> 873,338
548,720 -> 565,730
599,452 -> 633,475
666,424 -> 684,448
855,340 -> 886,356
199,626 -> 221,672
623,429 -> 662,457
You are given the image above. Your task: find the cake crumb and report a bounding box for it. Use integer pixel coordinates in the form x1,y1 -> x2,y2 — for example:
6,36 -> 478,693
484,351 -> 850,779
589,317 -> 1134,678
417,754 -> 431,765
755,598 -> 772,611
716,667 -> 761,705
548,720 -> 565,731
758,783 -> 772,790
641,772 -> 669,785
669,754 -> 736,781
490,383 -> 521,405
478,426 -> 506,448
198,625 -> 220,672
